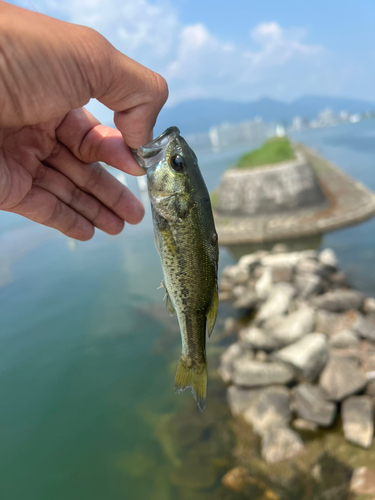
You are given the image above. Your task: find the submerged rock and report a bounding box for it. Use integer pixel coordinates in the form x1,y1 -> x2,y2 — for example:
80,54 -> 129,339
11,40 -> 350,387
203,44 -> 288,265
341,395 -> 374,448
328,330 -> 359,349
319,248 -> 338,270
257,283 -> 295,321
319,356 -> 367,401
261,426 -> 304,464
350,467 -> 375,495
243,386 -> 291,436
293,383 -> 336,427
312,290 -> 365,312
232,359 -> 294,387
274,333 -> 328,382
239,327 -> 279,352
270,305 -> 315,346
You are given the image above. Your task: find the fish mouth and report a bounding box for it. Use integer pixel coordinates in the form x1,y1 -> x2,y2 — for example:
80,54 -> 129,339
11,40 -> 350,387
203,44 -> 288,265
132,127 -> 180,170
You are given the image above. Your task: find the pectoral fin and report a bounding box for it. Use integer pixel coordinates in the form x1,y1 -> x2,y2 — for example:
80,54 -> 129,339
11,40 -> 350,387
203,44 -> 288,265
166,292 -> 176,316
206,288 -> 219,338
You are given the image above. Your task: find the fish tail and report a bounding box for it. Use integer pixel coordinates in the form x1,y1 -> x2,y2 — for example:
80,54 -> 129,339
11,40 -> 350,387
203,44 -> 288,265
174,355 -> 207,411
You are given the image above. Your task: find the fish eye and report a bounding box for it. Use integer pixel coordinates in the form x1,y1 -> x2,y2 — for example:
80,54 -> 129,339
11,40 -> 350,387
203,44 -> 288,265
170,154 -> 185,172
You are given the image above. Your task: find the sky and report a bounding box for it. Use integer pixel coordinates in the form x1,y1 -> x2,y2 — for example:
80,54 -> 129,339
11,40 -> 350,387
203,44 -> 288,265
9,0 -> 375,122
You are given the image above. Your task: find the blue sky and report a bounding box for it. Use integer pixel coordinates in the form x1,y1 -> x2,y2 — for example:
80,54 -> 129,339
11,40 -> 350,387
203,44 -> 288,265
10,0 -> 375,113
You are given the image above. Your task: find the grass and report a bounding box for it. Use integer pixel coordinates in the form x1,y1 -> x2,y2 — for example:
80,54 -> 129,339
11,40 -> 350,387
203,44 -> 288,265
235,136 -> 295,169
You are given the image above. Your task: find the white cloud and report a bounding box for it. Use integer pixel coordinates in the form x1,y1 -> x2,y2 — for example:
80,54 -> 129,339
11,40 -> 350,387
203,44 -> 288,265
15,0 -> 327,112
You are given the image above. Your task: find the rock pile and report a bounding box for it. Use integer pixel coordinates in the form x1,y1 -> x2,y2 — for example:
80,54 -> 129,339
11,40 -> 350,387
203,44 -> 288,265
219,245 -> 375,464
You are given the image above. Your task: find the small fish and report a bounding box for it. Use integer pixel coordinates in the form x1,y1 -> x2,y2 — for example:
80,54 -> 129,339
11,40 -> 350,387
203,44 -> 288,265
133,127 -> 219,411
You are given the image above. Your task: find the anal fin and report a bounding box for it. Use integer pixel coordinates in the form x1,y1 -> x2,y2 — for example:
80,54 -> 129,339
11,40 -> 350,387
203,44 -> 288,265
206,287 -> 218,338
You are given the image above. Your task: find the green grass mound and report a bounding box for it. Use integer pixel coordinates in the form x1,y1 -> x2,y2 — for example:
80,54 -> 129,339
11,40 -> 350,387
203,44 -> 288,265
236,136 -> 295,169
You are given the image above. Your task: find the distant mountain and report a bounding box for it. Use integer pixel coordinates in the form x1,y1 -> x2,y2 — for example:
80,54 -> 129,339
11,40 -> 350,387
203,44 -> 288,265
154,95 -> 375,135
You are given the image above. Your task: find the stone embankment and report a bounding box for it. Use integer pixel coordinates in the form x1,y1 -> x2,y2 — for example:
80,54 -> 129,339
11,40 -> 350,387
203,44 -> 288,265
219,245 -> 375,466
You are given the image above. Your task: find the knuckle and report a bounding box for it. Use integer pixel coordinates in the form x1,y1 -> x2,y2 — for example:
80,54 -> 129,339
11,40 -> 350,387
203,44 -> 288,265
45,199 -> 63,226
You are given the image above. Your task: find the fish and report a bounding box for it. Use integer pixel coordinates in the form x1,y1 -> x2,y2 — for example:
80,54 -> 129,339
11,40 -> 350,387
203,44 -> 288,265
133,127 -> 219,411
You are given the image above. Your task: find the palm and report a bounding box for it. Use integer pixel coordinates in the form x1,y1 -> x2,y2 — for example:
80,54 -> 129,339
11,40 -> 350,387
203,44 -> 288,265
0,109 -> 145,240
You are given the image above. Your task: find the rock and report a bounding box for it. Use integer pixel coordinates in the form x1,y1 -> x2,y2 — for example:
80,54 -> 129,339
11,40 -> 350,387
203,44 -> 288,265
295,273 -> 325,298
221,265 -> 250,284
312,290 -> 365,312
233,290 -> 258,310
293,383 -> 336,426
274,333 -> 328,382
271,264 -> 293,283
292,418 -> 318,432
319,356 -> 367,401
350,467 -> 375,495
232,359 -> 294,387
352,314 -> 375,341
261,252 -> 301,268
219,291 -> 231,301
300,249 -> 319,260
243,386 -> 291,435
315,310 -> 343,335
237,254 -> 260,273
261,426 -> 304,464
270,306 -> 315,346
296,257 -> 324,276
272,243 -> 289,254
365,379 -> 375,397
223,317 -> 239,335
328,271 -> 350,289
219,342 -> 249,383
219,278 -> 233,292
255,351 -> 268,362
227,386 -> 261,416
221,466 -> 250,492
239,327 -> 279,352
364,297 -> 375,314
342,395 -> 374,448
255,267 -> 273,300
232,285 -> 247,299
257,283 -> 295,322
319,248 -> 338,269
328,329 -> 359,348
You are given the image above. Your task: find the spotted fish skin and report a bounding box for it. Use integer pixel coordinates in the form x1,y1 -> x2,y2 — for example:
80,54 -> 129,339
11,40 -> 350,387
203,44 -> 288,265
133,127 -> 218,411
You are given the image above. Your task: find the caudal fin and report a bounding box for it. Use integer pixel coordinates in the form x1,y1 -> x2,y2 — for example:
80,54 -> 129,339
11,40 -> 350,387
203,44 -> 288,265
174,356 -> 207,411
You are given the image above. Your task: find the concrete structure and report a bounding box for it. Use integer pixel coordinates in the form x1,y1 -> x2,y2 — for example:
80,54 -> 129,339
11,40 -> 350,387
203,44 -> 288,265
214,145 -> 375,245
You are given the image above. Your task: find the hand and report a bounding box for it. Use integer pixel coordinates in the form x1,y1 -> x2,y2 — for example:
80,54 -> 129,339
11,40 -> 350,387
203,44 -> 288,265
0,2 -> 168,240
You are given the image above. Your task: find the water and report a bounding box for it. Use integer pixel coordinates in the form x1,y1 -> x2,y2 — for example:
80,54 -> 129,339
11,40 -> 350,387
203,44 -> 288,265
1,121 -> 375,499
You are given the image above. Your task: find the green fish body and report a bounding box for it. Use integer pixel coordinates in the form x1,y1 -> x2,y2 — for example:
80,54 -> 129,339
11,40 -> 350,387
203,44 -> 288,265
133,127 -> 219,410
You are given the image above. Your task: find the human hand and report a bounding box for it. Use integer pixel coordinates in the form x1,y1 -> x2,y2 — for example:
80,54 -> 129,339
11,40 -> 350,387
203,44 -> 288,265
0,2 -> 168,240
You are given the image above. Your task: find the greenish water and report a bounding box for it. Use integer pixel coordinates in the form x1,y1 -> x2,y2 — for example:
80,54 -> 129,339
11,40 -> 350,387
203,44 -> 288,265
1,121 -> 375,499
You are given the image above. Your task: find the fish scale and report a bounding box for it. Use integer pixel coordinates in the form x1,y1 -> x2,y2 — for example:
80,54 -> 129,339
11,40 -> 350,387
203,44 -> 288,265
133,127 -> 219,411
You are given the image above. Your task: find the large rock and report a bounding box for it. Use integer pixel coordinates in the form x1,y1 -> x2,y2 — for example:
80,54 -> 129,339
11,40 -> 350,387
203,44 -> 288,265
261,426 -> 304,464
293,383 -> 336,427
350,467 -> 375,495
328,330 -> 359,349
312,290 -> 365,312
221,264 -> 249,284
295,273 -> 325,298
319,356 -> 367,401
227,386 -> 261,417
342,395 -> 374,448
239,327 -> 279,352
364,298 -> 375,314
243,386 -> 291,435
274,333 -> 328,382
257,283 -> 295,321
296,257 -> 325,276
232,358 -> 294,387
319,248 -> 338,270
233,290 -> 258,310
271,264 -> 293,283
261,252 -> 302,268
218,342 -> 250,383
270,306 -> 315,346
255,267 -> 273,300
352,314 -> 375,341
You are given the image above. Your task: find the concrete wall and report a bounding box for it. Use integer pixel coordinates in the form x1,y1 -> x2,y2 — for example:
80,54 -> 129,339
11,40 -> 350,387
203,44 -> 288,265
216,156 -> 327,216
